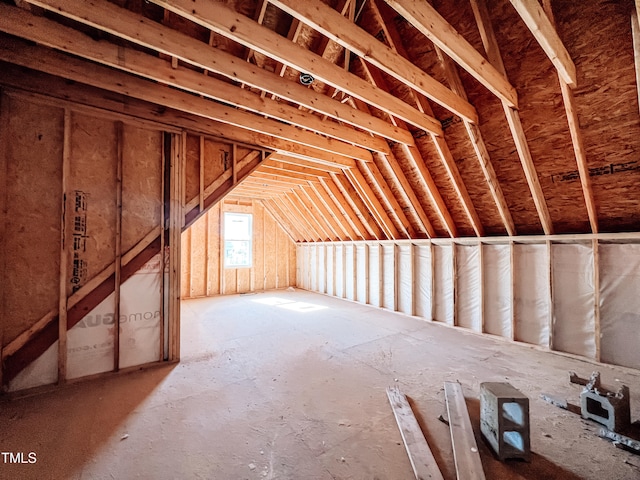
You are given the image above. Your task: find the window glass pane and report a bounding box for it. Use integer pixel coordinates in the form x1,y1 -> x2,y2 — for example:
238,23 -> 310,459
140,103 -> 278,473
224,213 -> 251,240
224,213 -> 252,267
224,240 -> 251,267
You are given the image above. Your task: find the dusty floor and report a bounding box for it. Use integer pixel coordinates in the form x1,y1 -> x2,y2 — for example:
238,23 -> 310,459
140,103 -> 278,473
1,289 -> 640,479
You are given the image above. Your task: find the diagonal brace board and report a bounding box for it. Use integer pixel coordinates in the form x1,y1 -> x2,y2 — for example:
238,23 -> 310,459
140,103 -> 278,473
444,382 -> 486,480
386,386 -> 445,480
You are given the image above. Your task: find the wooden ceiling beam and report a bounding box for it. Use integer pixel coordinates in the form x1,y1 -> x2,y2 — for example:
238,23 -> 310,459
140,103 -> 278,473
270,0 -> 478,124
539,0 -> 598,233
151,0 -> 445,135
508,0 -> 577,87
265,155 -> 345,173
320,177 -> 368,240
261,161 -> 334,177
0,35 -> 368,165
345,166 -> 401,240
282,193 -> 327,241
374,0 -> 512,236
331,172 -> 384,240
359,159 -> 415,238
257,166 -> 326,182
263,198 -> 308,242
292,188 -> 339,241
23,0 -> 413,147
0,5 -> 389,155
383,0 -> 518,108
305,183 -> 353,241
268,195 -> 314,242
469,0 -> 554,235
260,199 -> 301,243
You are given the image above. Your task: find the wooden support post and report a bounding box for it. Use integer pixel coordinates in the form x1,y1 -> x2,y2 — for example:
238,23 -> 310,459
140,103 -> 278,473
410,243 -> 416,316
430,242 -> 436,322
323,244 -> 328,294
593,238 -> 601,361
393,243 -> 399,311
444,382 -> 487,480
379,243 -> 384,308
634,10 -> 640,117
510,241 -> 516,342
114,121 -> 123,372
364,243 -> 370,305
159,131 -> 166,361
547,240 -> 554,350
188,223 -> 194,297
342,243 -> 347,299
452,242 -> 458,327
353,243 -> 358,301
262,202 -> 266,290
199,136 -> 205,212
479,242 -> 485,334
332,244 -> 337,297
168,132 -> 183,362
57,108 -> 71,382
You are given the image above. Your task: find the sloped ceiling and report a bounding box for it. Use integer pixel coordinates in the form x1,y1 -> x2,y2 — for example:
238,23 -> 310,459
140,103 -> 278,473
1,0 -> 639,241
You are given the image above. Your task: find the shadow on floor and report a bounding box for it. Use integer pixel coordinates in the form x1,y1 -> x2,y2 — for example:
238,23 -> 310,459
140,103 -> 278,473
0,364 -> 175,480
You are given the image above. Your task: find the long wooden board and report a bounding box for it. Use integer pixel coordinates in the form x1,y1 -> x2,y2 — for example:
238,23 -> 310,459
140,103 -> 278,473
443,382 -> 486,480
386,386 -> 444,480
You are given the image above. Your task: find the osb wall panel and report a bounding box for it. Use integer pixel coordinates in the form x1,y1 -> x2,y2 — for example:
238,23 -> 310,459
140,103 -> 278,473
554,0 -> 640,232
185,133 -> 200,206
203,138 -> 229,191
180,200 -> 296,298
66,112 -> 117,295
2,95 -> 63,346
121,124 -> 162,253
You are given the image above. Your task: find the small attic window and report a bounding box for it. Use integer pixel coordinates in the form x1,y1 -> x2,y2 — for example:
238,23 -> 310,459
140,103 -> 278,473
224,213 -> 252,268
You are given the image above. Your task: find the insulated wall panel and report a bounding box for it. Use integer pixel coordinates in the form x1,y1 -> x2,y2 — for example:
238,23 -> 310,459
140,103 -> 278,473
8,342 -> 58,392
433,245 -> 454,325
456,245 -> 482,332
552,244 -> 595,358
326,245 -> 335,295
415,244 -> 432,319
368,245 -> 381,307
310,246 -> 318,292
599,243 -> 640,369
335,245 -> 344,298
356,245 -> 367,303
119,254 -> 162,369
398,245 -> 413,315
317,245 -> 326,294
382,244 -> 395,310
67,293 -> 115,379
483,244 -> 512,338
514,244 -> 550,346
345,244 -> 355,301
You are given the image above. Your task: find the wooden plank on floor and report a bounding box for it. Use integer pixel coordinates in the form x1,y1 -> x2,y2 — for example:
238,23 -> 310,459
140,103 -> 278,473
386,386 -> 444,480
443,382 -> 486,480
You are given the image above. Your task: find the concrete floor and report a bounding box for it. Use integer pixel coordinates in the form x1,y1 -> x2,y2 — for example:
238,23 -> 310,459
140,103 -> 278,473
1,289 -> 640,479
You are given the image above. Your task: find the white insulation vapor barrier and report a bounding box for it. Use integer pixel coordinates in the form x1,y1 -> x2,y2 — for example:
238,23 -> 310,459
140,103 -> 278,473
67,253 -> 164,378
326,245 -> 334,296
433,245 -> 453,325
514,244 -> 550,346
356,245 -> 367,304
317,246 -> 325,294
335,245 -> 344,298
382,244 -> 395,310
310,246 -> 317,292
345,244 -> 355,301
398,245 -> 413,315
599,243 -> 640,369
483,244 -> 512,338
368,245 -> 381,307
8,342 -> 58,392
456,245 -> 482,332
415,245 -> 432,319
552,243 -> 595,359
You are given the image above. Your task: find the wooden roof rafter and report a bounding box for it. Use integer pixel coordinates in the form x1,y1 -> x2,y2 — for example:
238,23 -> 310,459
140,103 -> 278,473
23,0 -> 413,147
269,0 -> 479,124
151,0 -> 446,135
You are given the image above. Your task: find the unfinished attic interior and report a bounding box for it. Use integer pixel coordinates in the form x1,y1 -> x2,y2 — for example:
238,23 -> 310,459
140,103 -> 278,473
1,0 -> 640,477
